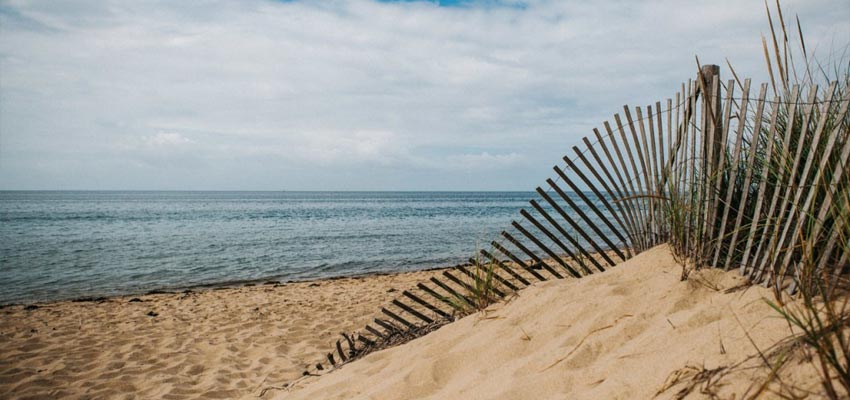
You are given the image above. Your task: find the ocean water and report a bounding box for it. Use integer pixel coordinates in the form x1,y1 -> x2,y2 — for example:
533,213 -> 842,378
0,191 -> 537,304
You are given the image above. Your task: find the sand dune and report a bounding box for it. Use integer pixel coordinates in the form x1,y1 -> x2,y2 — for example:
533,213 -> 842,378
0,269 -> 446,399
275,245 -> 821,399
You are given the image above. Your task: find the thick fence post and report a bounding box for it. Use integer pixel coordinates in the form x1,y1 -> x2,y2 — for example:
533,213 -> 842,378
700,64 -> 722,173
696,64 -> 721,265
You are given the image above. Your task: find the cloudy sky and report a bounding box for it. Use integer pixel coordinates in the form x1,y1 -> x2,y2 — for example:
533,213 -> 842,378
1,0 -> 848,190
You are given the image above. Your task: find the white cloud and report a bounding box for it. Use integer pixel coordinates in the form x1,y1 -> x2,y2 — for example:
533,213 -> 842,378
293,130 -> 412,165
443,151 -> 523,170
142,132 -> 193,148
0,0 -> 847,190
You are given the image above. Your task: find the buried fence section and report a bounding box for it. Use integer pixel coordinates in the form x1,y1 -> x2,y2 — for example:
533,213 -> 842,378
296,66 -> 850,378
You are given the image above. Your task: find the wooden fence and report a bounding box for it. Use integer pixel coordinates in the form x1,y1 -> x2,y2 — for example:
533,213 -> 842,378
296,66 -> 850,377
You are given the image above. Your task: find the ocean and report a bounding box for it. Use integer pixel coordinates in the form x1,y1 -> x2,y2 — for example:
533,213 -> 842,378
0,191 -> 538,304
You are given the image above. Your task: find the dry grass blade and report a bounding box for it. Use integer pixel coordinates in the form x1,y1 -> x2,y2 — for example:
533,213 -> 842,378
796,15 -> 807,65
541,314 -> 633,371
763,34 -> 779,96
656,363 -> 734,400
726,57 -> 744,92
765,0 -> 787,91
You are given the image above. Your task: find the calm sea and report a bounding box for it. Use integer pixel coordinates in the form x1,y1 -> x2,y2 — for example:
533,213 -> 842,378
0,191 -> 537,304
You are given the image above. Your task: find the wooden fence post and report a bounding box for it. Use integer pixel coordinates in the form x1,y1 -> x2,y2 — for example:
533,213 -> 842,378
700,64 -> 722,173
697,64 -> 721,265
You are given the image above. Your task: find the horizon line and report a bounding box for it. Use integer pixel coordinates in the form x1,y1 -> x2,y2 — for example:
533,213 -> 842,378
0,189 -> 540,192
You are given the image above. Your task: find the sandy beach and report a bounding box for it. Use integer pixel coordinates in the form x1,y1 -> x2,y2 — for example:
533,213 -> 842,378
2,245 -> 827,399
275,245 -> 822,399
0,269 -> 447,399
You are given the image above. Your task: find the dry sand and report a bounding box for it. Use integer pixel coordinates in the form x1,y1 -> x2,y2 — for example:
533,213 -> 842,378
276,245 -> 823,400
0,269 -> 447,399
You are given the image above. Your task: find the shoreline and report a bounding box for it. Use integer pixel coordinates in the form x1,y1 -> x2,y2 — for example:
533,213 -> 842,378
0,263 -> 461,308
3,247 -> 629,307
3,244 -> 629,307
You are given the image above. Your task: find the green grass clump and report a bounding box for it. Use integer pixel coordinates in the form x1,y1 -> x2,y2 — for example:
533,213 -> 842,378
695,1 -> 849,396
446,247 -> 504,315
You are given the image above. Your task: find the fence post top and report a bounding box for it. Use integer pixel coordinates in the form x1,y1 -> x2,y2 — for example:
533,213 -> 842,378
700,64 -> 720,78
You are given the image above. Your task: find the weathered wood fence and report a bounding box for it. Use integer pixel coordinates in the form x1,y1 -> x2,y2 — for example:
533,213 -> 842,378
298,66 -> 850,376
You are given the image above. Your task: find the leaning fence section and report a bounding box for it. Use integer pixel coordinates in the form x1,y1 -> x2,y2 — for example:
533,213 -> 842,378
294,67 -> 850,378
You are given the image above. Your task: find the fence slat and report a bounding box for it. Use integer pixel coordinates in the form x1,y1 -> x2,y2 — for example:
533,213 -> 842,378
774,83 -> 843,278
490,242 -> 547,282
662,89 -> 686,250
579,137 -> 641,252
739,95 -> 783,276
392,299 -> 435,324
634,106 -> 657,244
538,181 -> 616,265
615,112 -> 651,247
381,308 -> 415,329
373,318 -> 399,333
592,129 -> 644,250
648,103 -> 663,244
429,277 -> 474,307
758,86 -> 819,282
417,282 -> 461,309
724,83 -> 768,270
364,324 -> 385,340
780,90 -> 850,286
458,263 -> 514,295
336,340 -> 348,362
444,268 -> 504,299
538,179 -> 621,266
514,217 -> 585,277
553,162 -> 629,261
402,290 -> 451,319
686,80 -> 698,261
357,335 -> 375,347
502,230 -> 566,279
480,249 -> 532,286
607,119 -> 649,250
713,79 -> 751,268
667,96 -> 674,182
468,257 -> 520,292
750,86 -> 801,283
796,126 -> 850,292
529,195 -> 608,272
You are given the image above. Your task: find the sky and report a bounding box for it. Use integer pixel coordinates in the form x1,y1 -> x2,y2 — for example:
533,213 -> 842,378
0,0 -> 848,191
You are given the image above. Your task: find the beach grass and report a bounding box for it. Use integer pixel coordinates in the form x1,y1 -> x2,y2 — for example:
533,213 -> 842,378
447,244 -> 504,315
658,1 -> 850,396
